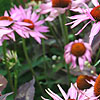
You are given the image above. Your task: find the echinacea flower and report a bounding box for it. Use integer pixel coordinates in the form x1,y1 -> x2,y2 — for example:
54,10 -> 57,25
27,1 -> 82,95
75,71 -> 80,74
37,0 -> 90,21
66,0 -> 100,44
76,75 -> 95,90
80,74 -> 100,100
41,83 -> 90,100
64,39 -> 92,70
0,11 -> 16,45
10,6 -> 49,44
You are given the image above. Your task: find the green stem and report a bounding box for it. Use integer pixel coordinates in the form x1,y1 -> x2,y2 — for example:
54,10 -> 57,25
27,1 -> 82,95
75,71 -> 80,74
65,63 -> 71,86
3,41 -> 14,92
95,48 -> 100,63
46,21 -> 63,51
42,39 -> 47,76
59,14 -> 69,45
22,38 -> 44,94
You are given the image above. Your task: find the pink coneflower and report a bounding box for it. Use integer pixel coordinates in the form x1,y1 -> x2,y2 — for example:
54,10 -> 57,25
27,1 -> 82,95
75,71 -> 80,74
66,0 -> 100,44
41,83 -> 90,100
37,0 -> 90,21
10,6 -> 49,44
64,39 -> 92,70
0,11 -> 16,45
76,75 -> 95,90
80,74 -> 100,100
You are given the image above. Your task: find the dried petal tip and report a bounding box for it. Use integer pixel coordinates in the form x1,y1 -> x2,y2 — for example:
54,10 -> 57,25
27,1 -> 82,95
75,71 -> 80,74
52,0 -> 71,8
91,5 -> 100,21
76,75 -> 95,90
94,74 -> 100,97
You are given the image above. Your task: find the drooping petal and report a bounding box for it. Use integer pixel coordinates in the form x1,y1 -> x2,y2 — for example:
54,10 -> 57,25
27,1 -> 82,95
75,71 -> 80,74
91,0 -> 99,7
78,57 -> 84,70
57,84 -> 68,100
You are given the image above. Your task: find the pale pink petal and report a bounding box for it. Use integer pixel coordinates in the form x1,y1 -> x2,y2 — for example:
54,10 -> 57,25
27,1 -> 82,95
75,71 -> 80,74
91,0 -> 99,7
4,11 -> 9,16
31,12 -> 39,22
71,55 -> 77,68
0,29 -> 13,38
15,22 -> 32,26
71,17 -> 89,29
67,83 -> 77,99
26,7 -> 32,19
84,43 -> 92,51
78,57 -> 84,70
0,20 -> 13,27
41,96 -> 49,100
35,20 -> 44,25
89,22 -> 100,37
35,26 -> 49,32
57,84 -> 68,100
64,52 -> 71,64
46,88 -> 63,100
84,50 -> 91,62
39,2 -> 52,14
75,20 -> 91,35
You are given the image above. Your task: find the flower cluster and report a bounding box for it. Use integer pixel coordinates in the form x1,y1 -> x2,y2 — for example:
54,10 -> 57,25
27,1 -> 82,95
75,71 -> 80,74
1,0 -> 100,99
0,5 -> 49,45
42,74 -> 100,100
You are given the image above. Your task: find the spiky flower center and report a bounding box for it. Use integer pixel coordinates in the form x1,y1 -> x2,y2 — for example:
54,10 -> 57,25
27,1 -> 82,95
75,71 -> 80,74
94,74 -> 100,97
91,5 -> 100,21
0,16 -> 13,21
23,19 -> 34,29
71,43 -> 86,57
52,0 -> 71,8
76,75 -> 95,90
68,99 -> 76,100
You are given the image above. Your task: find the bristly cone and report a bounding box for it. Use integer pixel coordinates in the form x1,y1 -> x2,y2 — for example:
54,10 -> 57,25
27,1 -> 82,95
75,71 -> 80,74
76,75 -> 95,90
71,43 -> 86,57
52,0 -> 71,8
91,5 -> 100,21
94,74 -> 100,97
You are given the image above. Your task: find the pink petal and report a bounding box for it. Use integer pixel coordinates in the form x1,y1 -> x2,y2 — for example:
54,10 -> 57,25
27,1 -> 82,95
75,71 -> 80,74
91,0 -> 99,7
78,57 -> 84,70
84,50 -> 91,62
57,84 -> 68,100
75,20 -> 91,35
31,12 -> 39,22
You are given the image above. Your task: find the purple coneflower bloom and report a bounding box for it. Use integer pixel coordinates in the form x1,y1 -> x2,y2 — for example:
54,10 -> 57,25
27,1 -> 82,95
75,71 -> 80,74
41,83 -> 90,100
0,11 -> 15,45
66,0 -> 100,44
10,6 -> 49,44
37,0 -> 90,21
64,39 -> 92,70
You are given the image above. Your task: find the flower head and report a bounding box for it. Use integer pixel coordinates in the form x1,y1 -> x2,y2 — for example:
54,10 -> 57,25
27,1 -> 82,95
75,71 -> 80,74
41,83 -> 91,100
10,6 -> 49,44
66,0 -> 100,44
64,39 -> 92,70
76,75 -> 95,90
0,11 -> 16,45
37,0 -> 90,21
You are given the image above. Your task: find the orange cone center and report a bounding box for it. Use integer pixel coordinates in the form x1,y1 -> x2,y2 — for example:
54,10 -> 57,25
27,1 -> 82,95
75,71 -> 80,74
91,5 -> 100,21
23,19 -> 34,29
52,0 -> 71,8
76,75 -> 95,90
71,43 -> 86,57
94,74 -> 100,97
0,16 -> 13,21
